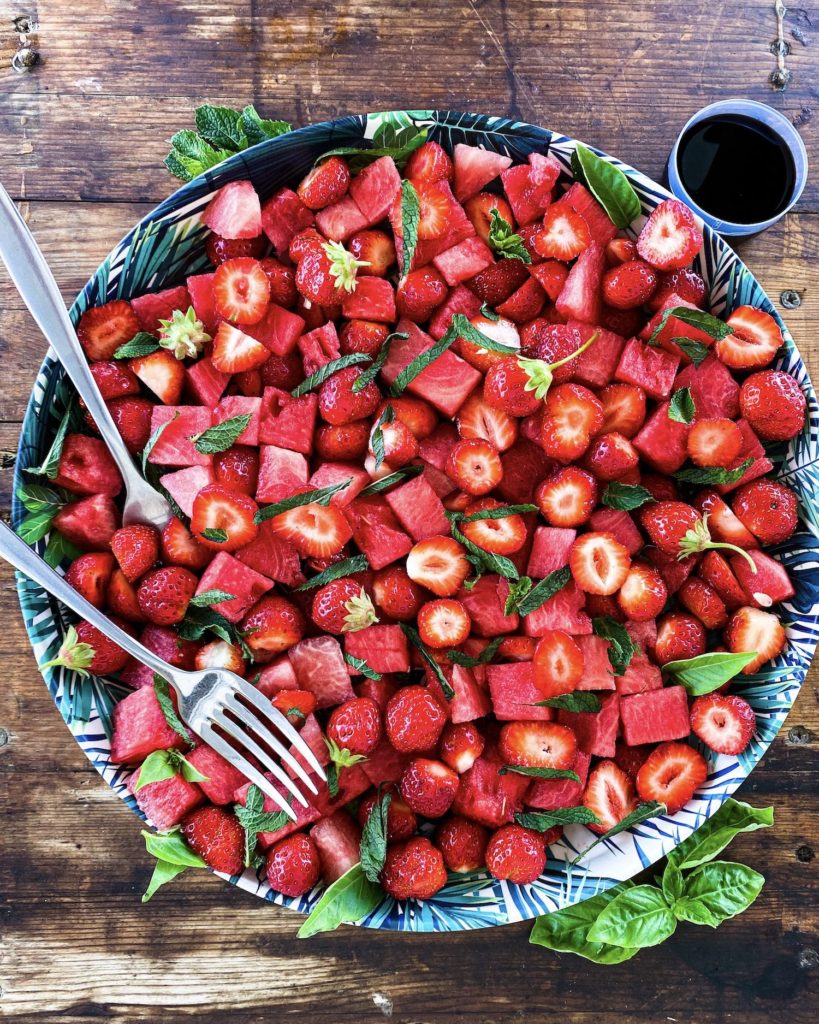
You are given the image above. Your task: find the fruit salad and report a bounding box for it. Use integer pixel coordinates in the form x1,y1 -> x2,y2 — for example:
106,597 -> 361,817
39,137 -> 805,903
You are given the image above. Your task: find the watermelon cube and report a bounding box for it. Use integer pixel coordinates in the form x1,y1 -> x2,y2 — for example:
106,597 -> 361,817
131,285 -> 191,333
497,439 -> 554,503
458,575 -> 520,637
588,509 -> 643,554
298,322 -> 341,376
451,755 -> 530,827
308,462 -> 369,506
561,183 -> 618,245
633,401 -> 690,474
422,462 -> 457,498
569,321 -> 627,389
315,195 -> 368,241
555,242 -> 606,324
186,272 -> 219,334
615,655 -> 663,695
574,634 -> 616,691
186,743 -> 248,805
428,284 -> 483,340
235,773 -> 321,848
647,548 -> 699,595
345,624 -> 410,674
433,237 -> 494,286
558,692 -> 620,757
380,318 -> 481,417
259,387 -> 318,454
674,353 -> 740,420
453,144 -> 513,202
315,764 -> 372,816
640,293 -> 714,357
385,473 -> 449,541
289,636 -> 354,708
311,811 -> 362,883
255,654 -> 299,697
502,160 -> 557,226
527,750 -> 591,810
626,618 -> 657,653
159,465 -> 215,518
243,302 -> 305,357
111,685 -> 185,763
427,663 -> 491,723
255,445 -> 309,503
716,418 -> 773,494
393,181 -> 476,272
147,406 -> 212,467
487,662 -> 554,721
616,338 -> 680,399
213,396 -> 261,446
524,580 -> 592,636
129,770 -> 204,832
530,260 -> 569,302
419,423 -> 458,471
495,277 -> 547,324
185,357 -> 229,408
260,187 -> 315,254
731,549 -> 795,606
362,739 -> 411,785
620,686 -> 690,746
341,277 -> 396,322
526,527 -> 576,577
343,495 -> 413,569
201,180 -> 262,239
349,155 -> 402,224
53,435 -> 122,497
195,552 -> 273,623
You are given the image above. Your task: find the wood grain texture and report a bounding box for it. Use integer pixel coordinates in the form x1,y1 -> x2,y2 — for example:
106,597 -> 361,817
1,1 -> 818,1021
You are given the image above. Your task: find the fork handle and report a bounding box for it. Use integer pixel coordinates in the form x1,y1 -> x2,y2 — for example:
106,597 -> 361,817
0,521 -> 184,686
0,184 -> 140,488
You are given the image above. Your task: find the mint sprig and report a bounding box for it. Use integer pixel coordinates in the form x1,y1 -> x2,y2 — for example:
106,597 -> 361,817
514,566 -> 572,617
487,207 -> 531,263
192,415 -> 252,454
358,464 -> 423,496
290,352 -> 372,398
296,554 -> 371,591
153,675 -> 194,747
398,179 -> 420,274
254,479 -> 352,524
668,386 -> 696,425
359,790 -> 391,883
601,482 -> 655,511
235,784 -> 291,867
399,623 -> 455,700
352,332 -> 408,393
592,616 -> 638,676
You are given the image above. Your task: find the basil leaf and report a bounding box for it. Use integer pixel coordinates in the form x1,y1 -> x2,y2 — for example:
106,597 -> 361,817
674,458 -> 754,486
296,554 -> 371,591
649,306 -> 734,345
399,179 -> 420,274
571,801 -> 666,865
142,827 -> 207,869
15,485 -> 66,545
359,791 -> 391,883
142,859 -> 189,902
531,692 -> 601,713
359,464 -> 423,496
452,313 -> 519,353
25,395 -> 77,480
114,332 -> 161,359
352,332 -> 408,392
134,749 -> 178,792
587,884 -> 677,948
371,404 -> 394,471
601,482 -> 656,511
178,755 -> 210,785
673,861 -> 764,927
572,143 -> 641,229
290,352 -> 372,398
668,387 -> 696,425
43,530 -> 83,569
671,338 -> 710,366
529,881 -> 639,964
515,566 -> 572,617
297,863 -> 383,938
389,322 -> 458,396
662,651 -> 758,695
592,616 -> 637,676
487,207 -> 532,263
192,414 -> 252,454
499,765 -> 580,781
254,480 -> 351,523
667,798 -> 774,871
460,503 -> 538,522
344,652 -> 382,681
153,675 -> 194,747
516,807 -> 601,830
661,861 -> 685,905
445,636 -> 503,668
400,623 -> 455,700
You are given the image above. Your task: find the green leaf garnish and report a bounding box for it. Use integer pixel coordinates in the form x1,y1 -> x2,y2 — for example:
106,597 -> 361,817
140,413 -> 178,475
400,623 -> 455,700
235,784 -> 291,867
516,807 -> 602,830
451,313 -> 519,353
201,527 -> 228,544
499,765 -> 580,781
290,352 -> 372,398
189,589 -> 237,607
672,861 -> 764,929
592,616 -> 638,676
296,554 -> 371,591
141,826 -> 207,902
448,515 -> 519,582
114,332 -> 161,359
315,123 -> 428,173
43,530 -> 83,569
459,503 -> 538,522
344,652 -> 382,680
504,576 -> 533,616
359,790 -> 391,883
572,143 -> 641,228
674,459 -> 754,487
530,881 -> 639,964
15,483 -> 66,545
153,675 -> 194,747
668,386 -> 696,425
671,338 -> 710,366
570,801 -> 666,864
530,691 -> 601,713
24,395 -> 77,480
601,482 -> 656,511
254,480 -> 352,524
389,320 -> 458,396
648,306 -> 733,346
515,566 -> 572,617
398,179 -> 420,274
371,404 -> 394,471
587,884 -> 677,948
134,748 -> 209,792
297,863 -> 383,938
352,332 -> 408,392
487,207 -> 532,263
445,636 -> 503,668
192,414 -> 252,454
666,798 -> 774,871
358,464 -> 423,496
661,651 -> 758,694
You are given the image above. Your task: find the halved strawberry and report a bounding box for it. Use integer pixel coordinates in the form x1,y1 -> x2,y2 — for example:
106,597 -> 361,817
77,300 -> 141,361
724,606 -> 786,673
190,484 -> 259,552
271,688 -> 318,725
541,383 -> 604,463
270,501 -> 352,559
636,198 -> 703,271
464,192 -> 515,244
617,562 -> 667,622
602,260 -> 657,309
535,466 -> 597,527
211,321 -> 271,374
694,491 -> 757,549
599,382 -> 647,438
194,639 -> 247,674
570,531 -> 631,595
107,568 -> 145,622
89,361 -> 140,400
582,432 -> 639,481
456,391 -> 519,452
160,516 -> 211,571
499,721 -> 577,769
677,576 -> 728,630
417,598 -> 471,648
65,552 -> 115,609
129,349 -> 185,405
404,140 -> 454,184
439,722 -> 486,774
636,742 -> 707,814
534,205 -> 591,261
715,306 -> 782,370
241,595 -> 306,657
406,536 -> 471,597
583,760 -> 638,833
460,496 -> 527,554
213,257 -> 271,324
686,418 -> 743,468
605,238 -> 637,265
348,230 -> 396,278
698,551 -> 748,611
690,694 -> 756,755
454,314 -> 520,373
448,438 -> 503,495
110,524 -> 160,583
532,629 -> 584,698
297,155 -> 351,210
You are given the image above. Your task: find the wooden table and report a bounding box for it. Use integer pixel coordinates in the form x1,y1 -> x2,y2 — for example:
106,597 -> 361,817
1,2 -> 818,1020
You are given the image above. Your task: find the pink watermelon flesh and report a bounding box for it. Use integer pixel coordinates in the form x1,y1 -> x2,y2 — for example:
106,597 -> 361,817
457,575 -> 520,637
502,162 -> 554,226
385,473 -> 449,541
569,321 -> 626,389
422,462 -> 457,498
558,692 -> 620,757
433,237 -> 494,286
185,357 -> 229,408
213,395 -> 261,446
288,636 -> 354,708
341,276 -> 396,322
561,183 -> 618,245
487,661 -> 554,721
259,388 -> 318,455
620,685 -> 690,746
308,461 -> 369,506
186,272 -> 219,334
453,144 -> 513,202
428,284 -> 483,340
615,337 -> 681,399
243,302 -> 305,357
255,444 -> 309,503
555,242 -> 606,324
426,663 -> 491,723
451,754 -> 530,828
674,353 -> 740,419
186,743 -> 248,805
131,286 -> 192,333
129,770 -> 204,832
310,810 -> 362,883
574,634 -> 616,691
111,685 -> 185,763
201,180 -> 262,239
194,552 -> 273,623
716,418 -> 773,494
524,580 -> 592,636
260,187 -> 315,254
626,618 -> 657,653
496,439 -> 553,502
496,277 -> 547,324
54,435 -> 122,497
647,548 -> 699,594
526,750 -> 591,810
418,422 -> 458,472
640,293 -> 714,357
362,739 -> 411,785
633,401 -> 690,474
349,156 -> 402,224
148,406 -> 213,467
588,508 -> 643,554
615,655 -> 664,695
236,520 -> 304,586
343,495 -> 412,569
345,624 -> 410,674
315,196 -> 369,241
159,465 -> 215,518
255,654 -> 300,696
731,550 -> 795,606
315,764 -> 372,816
285,712 -> 331,781
526,526 -> 577,577
298,322 -> 341,376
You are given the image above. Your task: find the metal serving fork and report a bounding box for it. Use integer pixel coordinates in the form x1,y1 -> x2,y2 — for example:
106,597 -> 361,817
0,183 -> 172,529
0,522 -> 325,820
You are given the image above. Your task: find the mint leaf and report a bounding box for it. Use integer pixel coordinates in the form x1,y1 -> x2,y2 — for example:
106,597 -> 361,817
572,143 -> 641,228
316,126 -> 427,174
487,207 -> 532,263
587,884 -> 676,948
352,331 -> 408,392
601,482 -> 655,511
451,313 -> 519,353
134,749 -> 178,791
459,503 -> 538,522
359,791 -> 391,882
165,105 -> 292,181
673,861 -> 764,927
195,104 -> 247,149
531,692 -> 601,713
398,179 -> 420,274
291,352 -> 372,398
297,863 -> 383,938
239,106 -> 292,147
499,765 -> 580,781
530,881 -> 639,964
254,479 -> 352,523
400,623 -> 455,700
15,484 -> 65,544
389,320 -> 458,396
192,414 -> 252,454
189,589 -> 237,607
504,576 -> 533,615
296,554 -> 370,591
201,527 -> 228,544
449,517 -> 519,581
344,652 -> 382,681
516,566 -> 571,617
25,395 -> 77,480
662,651 -> 758,695
152,675 -> 194,747
176,607 -> 245,650
592,616 -> 637,676
649,306 -> 734,346
235,784 -> 291,867
667,798 -> 774,871
359,464 -> 423,496
672,338 -> 710,366
571,801 -> 666,865
371,404 -> 395,471
480,303 -> 500,321
164,129 -> 234,182
668,386 -> 696,425
445,636 -> 503,668
674,458 -> 754,486
516,807 -> 601,830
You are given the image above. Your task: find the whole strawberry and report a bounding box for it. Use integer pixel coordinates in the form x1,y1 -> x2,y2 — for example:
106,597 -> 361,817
399,757 -> 460,817
65,552 -> 115,609
297,155 -> 351,210
358,789 -> 418,842
181,806 -> 245,875
326,696 -> 382,756
435,816 -> 489,873
110,524 -> 160,583
266,833 -> 321,896
137,566 -> 198,626
485,824 -> 546,884
739,369 -> 806,441
318,366 -> 382,425
385,685 -> 447,753
43,619 -> 132,676
311,578 -> 378,634
732,479 -> 798,545
380,836 -> 447,900
640,501 -> 701,555
106,396 -> 154,454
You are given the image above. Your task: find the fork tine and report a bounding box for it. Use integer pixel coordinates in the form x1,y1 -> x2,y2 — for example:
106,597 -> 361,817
222,689 -> 319,796
233,677 -> 328,781
198,723 -> 297,822
211,707 -> 310,808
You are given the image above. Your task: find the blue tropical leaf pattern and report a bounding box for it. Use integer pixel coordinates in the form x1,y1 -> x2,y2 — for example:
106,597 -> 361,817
11,110 -> 819,932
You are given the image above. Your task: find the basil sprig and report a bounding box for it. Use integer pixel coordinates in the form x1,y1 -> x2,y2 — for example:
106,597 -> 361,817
571,143 -> 641,228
